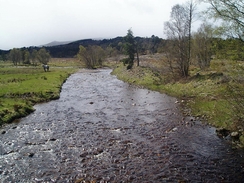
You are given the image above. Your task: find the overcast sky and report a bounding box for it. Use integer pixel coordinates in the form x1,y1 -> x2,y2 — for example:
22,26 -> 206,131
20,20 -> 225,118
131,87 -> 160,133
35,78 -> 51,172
0,0 -> 204,50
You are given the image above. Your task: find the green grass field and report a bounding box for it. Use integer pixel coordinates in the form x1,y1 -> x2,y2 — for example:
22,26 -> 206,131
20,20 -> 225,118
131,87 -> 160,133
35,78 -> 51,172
0,59 -> 80,126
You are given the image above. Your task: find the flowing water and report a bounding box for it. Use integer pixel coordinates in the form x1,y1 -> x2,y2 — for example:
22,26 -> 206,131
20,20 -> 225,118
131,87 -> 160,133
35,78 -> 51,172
0,69 -> 244,182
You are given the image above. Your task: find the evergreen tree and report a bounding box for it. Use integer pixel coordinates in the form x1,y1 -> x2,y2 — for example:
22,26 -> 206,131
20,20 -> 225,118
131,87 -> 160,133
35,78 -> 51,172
124,29 -> 136,69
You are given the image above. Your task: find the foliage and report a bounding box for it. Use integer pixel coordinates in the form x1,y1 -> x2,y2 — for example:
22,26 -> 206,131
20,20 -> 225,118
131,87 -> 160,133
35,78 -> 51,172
7,48 -> 51,66
9,48 -> 22,65
150,35 -> 161,54
37,48 -> 51,64
124,29 -> 136,69
192,23 -> 214,69
77,45 -> 105,69
212,38 -> 244,60
23,50 -> 31,64
140,35 -> 162,54
0,51 -> 8,61
31,49 -> 39,66
202,0 -> 244,41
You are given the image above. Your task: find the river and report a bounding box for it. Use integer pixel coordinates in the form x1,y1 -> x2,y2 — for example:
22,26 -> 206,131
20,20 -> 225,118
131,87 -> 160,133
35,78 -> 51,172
0,69 -> 244,182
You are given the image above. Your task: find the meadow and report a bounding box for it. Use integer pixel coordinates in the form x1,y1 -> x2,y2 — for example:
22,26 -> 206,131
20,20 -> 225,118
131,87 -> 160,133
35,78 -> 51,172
0,58 -> 81,126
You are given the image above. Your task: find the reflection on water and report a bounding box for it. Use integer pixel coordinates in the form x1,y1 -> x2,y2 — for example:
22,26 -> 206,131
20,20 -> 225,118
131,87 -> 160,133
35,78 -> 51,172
0,69 -> 244,182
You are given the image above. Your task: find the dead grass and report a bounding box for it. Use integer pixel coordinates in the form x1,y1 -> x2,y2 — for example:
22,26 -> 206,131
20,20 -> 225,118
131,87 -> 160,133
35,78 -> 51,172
49,58 -> 84,67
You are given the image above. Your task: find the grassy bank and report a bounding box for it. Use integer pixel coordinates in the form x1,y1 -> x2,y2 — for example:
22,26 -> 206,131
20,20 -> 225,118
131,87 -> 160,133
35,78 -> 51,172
112,58 -> 244,146
0,58 -> 80,126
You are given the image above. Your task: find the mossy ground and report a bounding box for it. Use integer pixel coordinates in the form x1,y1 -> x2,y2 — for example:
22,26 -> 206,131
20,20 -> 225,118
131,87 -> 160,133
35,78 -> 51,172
0,58 -> 81,126
111,56 -> 244,146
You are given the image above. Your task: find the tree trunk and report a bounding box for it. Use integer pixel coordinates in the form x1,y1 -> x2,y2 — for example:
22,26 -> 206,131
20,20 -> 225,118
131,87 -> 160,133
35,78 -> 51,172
136,47 -> 140,66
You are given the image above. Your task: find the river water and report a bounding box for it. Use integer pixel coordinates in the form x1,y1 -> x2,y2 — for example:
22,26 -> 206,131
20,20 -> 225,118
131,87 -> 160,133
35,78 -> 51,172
0,69 -> 244,182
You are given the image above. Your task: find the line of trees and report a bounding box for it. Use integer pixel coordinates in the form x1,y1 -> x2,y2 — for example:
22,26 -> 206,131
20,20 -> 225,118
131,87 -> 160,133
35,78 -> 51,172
8,48 -> 51,66
1,36 -> 165,68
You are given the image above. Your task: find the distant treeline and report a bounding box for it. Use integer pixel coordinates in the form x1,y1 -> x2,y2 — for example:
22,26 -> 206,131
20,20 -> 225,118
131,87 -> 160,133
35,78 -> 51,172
0,36 -> 165,59
1,36 -> 244,64
45,36 -> 165,58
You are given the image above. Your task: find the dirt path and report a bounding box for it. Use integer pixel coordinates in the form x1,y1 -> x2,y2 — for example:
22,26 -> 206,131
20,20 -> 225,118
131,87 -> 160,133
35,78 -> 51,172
1,69 -> 244,182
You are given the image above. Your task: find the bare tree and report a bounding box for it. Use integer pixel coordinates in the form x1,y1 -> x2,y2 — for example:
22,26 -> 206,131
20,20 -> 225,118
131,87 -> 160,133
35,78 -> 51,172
164,40 -> 177,73
23,50 -> 30,64
77,45 -> 105,69
164,1 -> 196,77
9,48 -> 22,66
193,23 -> 214,69
31,49 -> 38,66
185,0 -> 197,66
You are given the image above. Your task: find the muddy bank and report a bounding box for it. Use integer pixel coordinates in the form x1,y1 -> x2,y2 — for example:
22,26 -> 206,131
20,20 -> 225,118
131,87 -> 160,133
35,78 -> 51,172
0,69 -> 244,182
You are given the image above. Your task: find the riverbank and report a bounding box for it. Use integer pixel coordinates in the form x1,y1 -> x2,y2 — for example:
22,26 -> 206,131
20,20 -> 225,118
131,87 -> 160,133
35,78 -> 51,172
0,58 -> 80,126
111,57 -> 244,147
1,68 -> 244,182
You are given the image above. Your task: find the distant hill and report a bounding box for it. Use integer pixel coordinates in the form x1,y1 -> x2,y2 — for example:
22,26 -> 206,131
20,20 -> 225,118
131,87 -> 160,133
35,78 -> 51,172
41,41 -> 73,47
45,37 -> 125,58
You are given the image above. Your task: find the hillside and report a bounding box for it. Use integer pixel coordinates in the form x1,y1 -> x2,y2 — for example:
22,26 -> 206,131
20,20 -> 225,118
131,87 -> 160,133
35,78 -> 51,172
45,37 -> 124,58
41,41 -> 73,47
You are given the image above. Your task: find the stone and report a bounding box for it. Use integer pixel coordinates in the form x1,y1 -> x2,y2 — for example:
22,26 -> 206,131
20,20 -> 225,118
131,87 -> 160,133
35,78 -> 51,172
231,132 -> 239,137
28,153 -> 35,157
231,132 -> 239,140
216,128 -> 230,137
172,127 -> 178,132
49,138 -> 57,141
80,152 -> 88,157
93,148 -> 103,155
